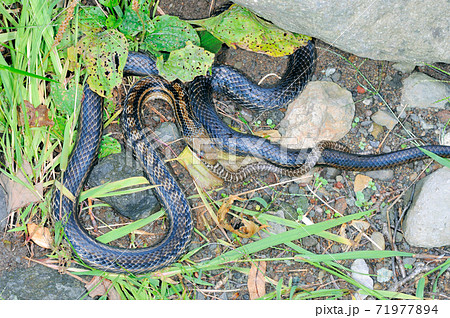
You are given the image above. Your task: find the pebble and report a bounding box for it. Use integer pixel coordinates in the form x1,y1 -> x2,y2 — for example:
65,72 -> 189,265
370,232 -> 386,250
302,236 -> 318,248
325,67 -> 336,77
331,71 -> 342,82
362,98 -> 373,106
371,110 -> 398,130
376,268 -> 393,283
364,169 -> 394,181
351,259 -> 373,300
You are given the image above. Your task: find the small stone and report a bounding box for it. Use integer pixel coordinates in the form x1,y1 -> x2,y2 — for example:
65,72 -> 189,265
363,98 -> 373,106
331,70 -> 342,82
357,85 -> 366,94
370,123 -> 384,139
351,259 -> 373,300
279,81 -> 355,148
370,232 -> 385,250
364,170 -> 394,181
302,236 -> 318,248
260,210 -> 287,238
87,151 -> 161,220
376,268 -> 393,283
371,110 -> 399,130
325,67 -> 336,77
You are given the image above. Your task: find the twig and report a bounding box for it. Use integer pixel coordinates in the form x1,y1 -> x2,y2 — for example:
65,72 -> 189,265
388,263 -> 433,292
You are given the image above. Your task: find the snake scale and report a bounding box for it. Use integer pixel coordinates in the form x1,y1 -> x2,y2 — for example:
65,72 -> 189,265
52,40 -> 450,274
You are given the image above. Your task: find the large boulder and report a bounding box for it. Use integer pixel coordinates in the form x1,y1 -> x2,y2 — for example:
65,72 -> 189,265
234,0 -> 450,63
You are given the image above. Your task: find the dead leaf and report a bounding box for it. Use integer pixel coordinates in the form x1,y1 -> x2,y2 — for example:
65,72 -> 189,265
27,223 -> 53,249
85,276 -> 121,300
248,261 -> 266,299
18,100 -> 54,127
0,160 -> 43,212
176,146 -> 223,189
253,129 -> 281,143
350,220 -> 370,231
218,195 -> 267,238
354,174 -> 372,193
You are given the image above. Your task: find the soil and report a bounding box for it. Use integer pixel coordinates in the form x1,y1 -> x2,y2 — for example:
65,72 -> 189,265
1,0 -> 449,300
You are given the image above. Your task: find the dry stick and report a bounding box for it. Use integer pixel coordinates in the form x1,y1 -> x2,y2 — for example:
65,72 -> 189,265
388,263 -> 434,292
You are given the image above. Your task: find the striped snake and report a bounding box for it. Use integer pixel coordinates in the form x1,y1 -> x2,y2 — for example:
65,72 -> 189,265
52,40 -> 450,273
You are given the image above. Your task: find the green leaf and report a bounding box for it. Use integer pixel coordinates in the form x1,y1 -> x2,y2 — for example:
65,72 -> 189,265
119,6 -> 154,37
198,30 -> 223,54
143,15 -> 200,54
78,29 -> 128,97
50,78 -> 82,115
99,0 -> 119,9
79,6 -> 107,32
193,5 -> 310,57
105,15 -> 123,29
156,41 -> 214,82
99,135 -> 122,158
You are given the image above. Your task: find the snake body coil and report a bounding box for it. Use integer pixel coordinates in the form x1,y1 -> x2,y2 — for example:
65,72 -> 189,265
53,40 -> 450,274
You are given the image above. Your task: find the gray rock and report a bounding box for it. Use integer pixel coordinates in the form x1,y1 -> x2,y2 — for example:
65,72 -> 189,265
371,110 -> 398,130
153,121 -> 181,144
392,62 -> 417,74
370,232 -> 385,250
351,259 -> 373,300
401,72 -> 450,109
87,150 -> 161,220
261,210 -> 287,238
364,169 -> 394,181
302,236 -> 318,248
234,0 -> 450,63
279,81 -> 355,149
0,265 -> 89,299
0,182 -> 7,230
403,168 -> 450,247
376,268 -> 393,283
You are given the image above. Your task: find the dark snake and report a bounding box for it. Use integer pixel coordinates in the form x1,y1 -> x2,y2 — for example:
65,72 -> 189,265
52,40 -> 450,273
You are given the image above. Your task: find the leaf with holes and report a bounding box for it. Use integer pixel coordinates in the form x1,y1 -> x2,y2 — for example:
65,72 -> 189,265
143,15 -> 200,55
77,29 -> 128,98
119,6 -> 154,37
194,5 -> 310,57
156,41 -> 214,82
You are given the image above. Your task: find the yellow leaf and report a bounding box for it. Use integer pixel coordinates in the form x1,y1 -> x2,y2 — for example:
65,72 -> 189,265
176,146 -> 223,189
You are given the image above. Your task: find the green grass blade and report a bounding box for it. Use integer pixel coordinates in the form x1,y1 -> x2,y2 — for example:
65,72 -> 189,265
295,250 -> 414,263
96,210 -> 165,244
